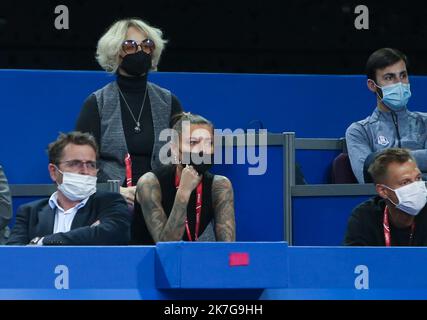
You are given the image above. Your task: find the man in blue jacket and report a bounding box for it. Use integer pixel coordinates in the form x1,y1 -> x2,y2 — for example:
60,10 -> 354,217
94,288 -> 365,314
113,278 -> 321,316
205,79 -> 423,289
346,48 -> 427,183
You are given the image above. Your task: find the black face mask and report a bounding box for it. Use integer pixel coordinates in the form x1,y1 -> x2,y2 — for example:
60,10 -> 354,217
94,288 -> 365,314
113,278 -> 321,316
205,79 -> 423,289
120,51 -> 152,76
181,151 -> 214,175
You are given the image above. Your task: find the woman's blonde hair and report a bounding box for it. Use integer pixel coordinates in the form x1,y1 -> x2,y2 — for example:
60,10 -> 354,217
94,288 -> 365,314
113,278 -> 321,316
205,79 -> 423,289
96,18 -> 167,73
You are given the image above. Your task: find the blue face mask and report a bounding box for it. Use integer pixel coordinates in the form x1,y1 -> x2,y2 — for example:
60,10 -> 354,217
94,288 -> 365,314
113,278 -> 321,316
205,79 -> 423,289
375,82 -> 411,111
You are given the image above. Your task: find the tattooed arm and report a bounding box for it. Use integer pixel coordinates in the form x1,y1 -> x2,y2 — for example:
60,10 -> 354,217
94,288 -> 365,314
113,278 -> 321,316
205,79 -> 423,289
136,167 -> 200,243
212,175 -> 236,241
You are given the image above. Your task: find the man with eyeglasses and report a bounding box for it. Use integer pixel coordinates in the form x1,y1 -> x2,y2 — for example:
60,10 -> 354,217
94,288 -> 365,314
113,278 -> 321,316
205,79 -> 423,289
346,48 -> 427,183
7,131 -> 131,245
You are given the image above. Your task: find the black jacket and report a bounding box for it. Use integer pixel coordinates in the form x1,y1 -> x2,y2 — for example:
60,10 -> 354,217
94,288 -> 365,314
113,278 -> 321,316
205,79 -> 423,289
7,191 -> 131,245
343,196 -> 427,246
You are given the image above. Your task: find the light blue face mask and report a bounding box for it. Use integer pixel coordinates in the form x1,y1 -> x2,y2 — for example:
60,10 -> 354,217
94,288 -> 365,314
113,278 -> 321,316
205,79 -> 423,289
375,82 -> 411,111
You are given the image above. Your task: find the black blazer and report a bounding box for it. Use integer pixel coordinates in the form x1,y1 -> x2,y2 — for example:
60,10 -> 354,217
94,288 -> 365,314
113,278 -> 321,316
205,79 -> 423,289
7,191 -> 131,245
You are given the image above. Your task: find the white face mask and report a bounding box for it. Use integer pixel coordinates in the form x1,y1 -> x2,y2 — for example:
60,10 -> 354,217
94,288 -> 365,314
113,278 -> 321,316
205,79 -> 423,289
383,181 -> 427,216
56,169 -> 97,201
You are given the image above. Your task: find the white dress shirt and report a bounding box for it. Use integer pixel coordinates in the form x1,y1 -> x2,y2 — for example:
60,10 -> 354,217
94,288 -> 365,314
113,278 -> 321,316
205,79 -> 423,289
48,191 -> 90,234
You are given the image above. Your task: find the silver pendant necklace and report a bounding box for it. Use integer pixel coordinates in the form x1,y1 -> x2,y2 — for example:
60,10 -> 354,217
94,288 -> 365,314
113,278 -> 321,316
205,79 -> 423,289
118,85 -> 148,134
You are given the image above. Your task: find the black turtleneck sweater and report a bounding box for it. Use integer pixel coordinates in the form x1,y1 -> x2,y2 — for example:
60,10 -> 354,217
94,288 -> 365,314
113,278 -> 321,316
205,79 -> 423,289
75,74 -> 183,185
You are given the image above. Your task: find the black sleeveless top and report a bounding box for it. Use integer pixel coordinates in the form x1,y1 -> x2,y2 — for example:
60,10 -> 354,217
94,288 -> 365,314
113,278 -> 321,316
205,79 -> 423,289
131,165 -> 215,244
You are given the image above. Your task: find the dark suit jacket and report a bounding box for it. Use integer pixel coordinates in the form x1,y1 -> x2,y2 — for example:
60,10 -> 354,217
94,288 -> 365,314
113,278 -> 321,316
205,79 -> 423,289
7,191 -> 131,245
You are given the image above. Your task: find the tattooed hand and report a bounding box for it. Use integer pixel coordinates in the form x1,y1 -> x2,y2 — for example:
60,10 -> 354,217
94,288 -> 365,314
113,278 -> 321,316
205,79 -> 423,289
178,165 -> 202,198
120,186 -> 136,208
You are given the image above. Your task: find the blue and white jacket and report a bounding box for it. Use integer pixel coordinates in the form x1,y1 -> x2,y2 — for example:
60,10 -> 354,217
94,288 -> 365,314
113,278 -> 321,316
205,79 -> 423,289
346,107 -> 427,183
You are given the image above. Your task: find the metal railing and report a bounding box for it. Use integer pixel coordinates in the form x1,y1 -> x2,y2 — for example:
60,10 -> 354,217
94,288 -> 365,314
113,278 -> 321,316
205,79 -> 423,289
219,132 -> 373,245
284,132 -> 377,245
10,180 -> 120,197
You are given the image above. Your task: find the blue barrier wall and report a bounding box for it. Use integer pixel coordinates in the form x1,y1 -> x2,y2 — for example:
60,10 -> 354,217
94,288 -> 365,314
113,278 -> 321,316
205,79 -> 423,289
3,243 -> 427,300
2,70 -> 427,244
292,196 -> 370,246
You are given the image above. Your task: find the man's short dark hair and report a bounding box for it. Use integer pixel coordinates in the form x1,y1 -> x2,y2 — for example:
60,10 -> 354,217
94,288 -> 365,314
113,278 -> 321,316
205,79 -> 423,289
368,148 -> 415,184
48,131 -> 99,165
366,48 -> 408,82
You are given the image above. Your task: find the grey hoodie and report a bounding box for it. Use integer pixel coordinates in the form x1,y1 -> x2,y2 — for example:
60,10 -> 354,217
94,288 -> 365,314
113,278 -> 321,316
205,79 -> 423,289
346,107 -> 427,183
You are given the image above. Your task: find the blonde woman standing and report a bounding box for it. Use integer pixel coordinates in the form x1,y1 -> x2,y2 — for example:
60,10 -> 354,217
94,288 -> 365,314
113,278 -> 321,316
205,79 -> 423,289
76,18 -> 183,243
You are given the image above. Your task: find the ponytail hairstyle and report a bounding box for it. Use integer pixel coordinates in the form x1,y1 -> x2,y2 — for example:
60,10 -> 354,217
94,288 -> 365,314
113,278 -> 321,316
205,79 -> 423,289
170,112 -> 214,135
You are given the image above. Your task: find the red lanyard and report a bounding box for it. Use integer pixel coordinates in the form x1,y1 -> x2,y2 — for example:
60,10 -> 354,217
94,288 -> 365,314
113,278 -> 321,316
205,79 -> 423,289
383,206 -> 415,246
124,153 -> 133,187
175,171 -> 203,241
